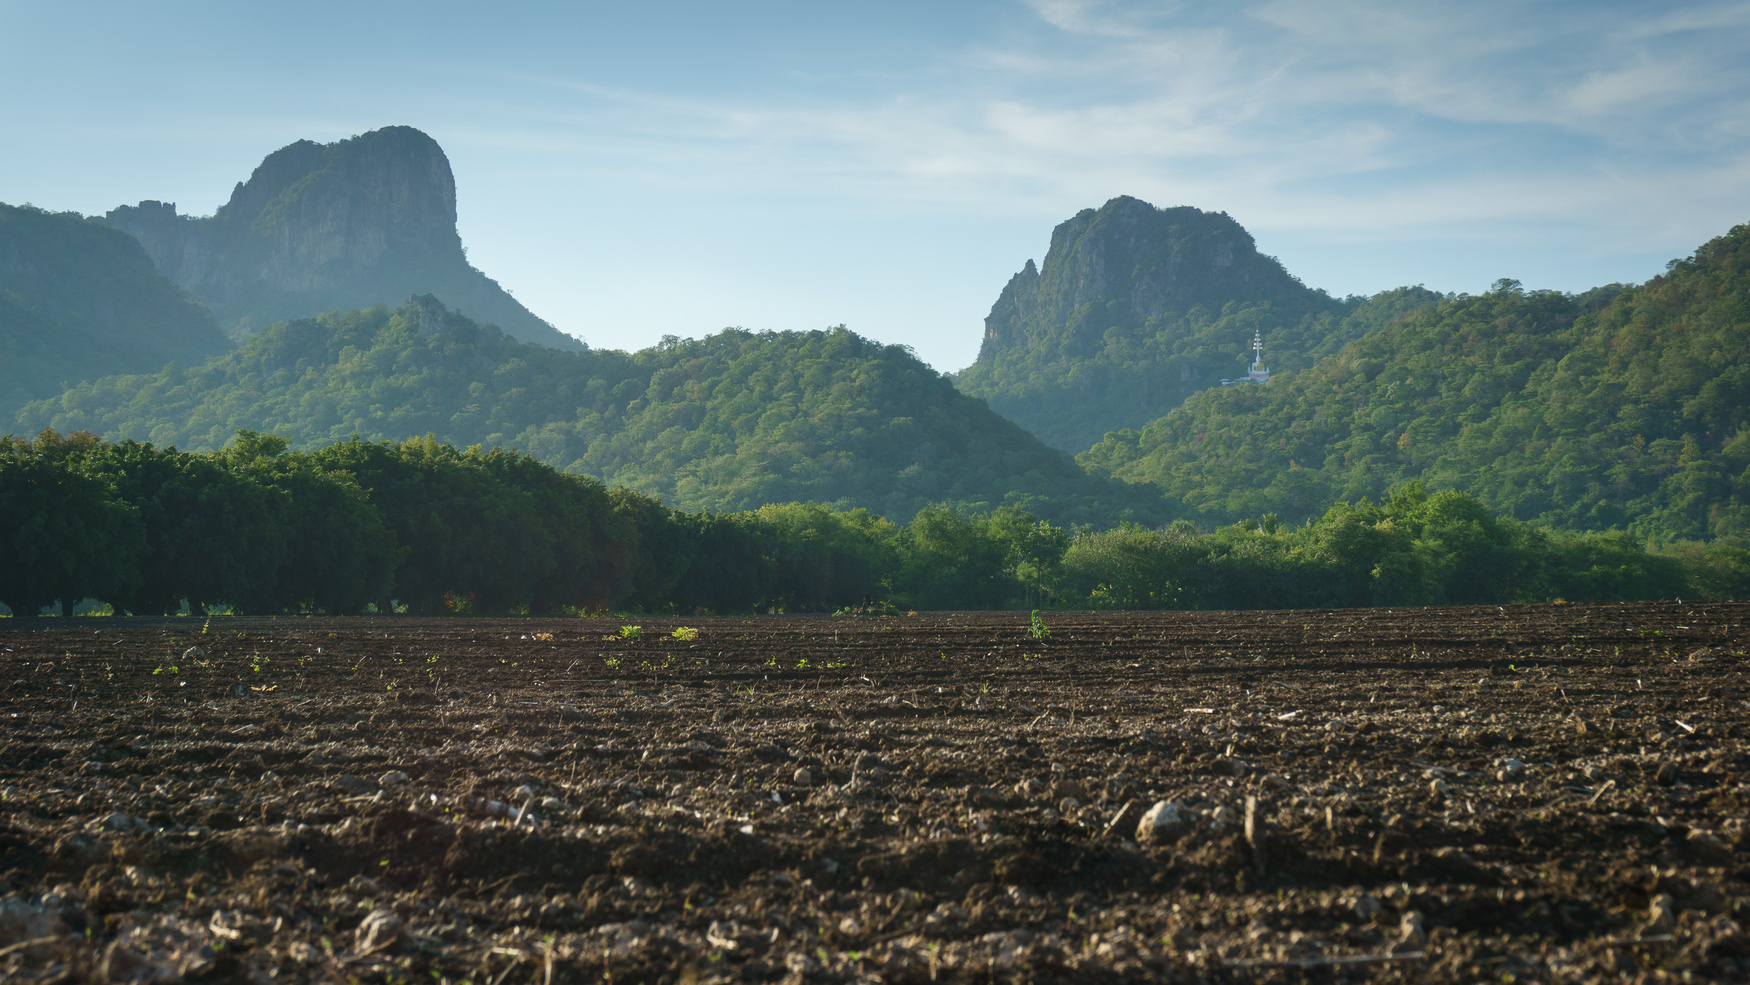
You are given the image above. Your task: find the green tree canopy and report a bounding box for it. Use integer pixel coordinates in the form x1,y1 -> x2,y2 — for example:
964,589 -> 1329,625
1081,223 -> 1750,543
17,298 -> 1165,527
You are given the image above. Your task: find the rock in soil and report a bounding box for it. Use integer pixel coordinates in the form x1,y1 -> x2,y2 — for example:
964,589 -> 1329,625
355,908 -> 404,952
1135,799 -> 1189,843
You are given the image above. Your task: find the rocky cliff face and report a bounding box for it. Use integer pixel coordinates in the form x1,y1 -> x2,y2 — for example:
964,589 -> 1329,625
975,196 -> 1311,363
105,126 -> 581,350
957,197 -> 1351,453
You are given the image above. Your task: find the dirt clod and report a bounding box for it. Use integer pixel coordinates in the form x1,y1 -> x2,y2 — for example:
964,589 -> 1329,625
1687,829 -> 1734,866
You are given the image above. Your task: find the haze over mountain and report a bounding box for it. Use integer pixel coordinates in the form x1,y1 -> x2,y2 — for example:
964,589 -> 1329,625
955,197 -> 1358,453
0,203 -> 228,415
103,126 -> 580,351
1080,221 -> 1750,543
16,296 -> 1160,526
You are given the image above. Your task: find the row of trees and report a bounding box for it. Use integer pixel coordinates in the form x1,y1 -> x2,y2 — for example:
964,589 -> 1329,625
0,429 -> 622,617
0,430 -> 1070,616
1060,483 -> 1748,610
2,431 -> 1742,618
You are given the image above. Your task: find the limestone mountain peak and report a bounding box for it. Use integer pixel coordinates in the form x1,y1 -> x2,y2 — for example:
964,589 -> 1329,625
103,126 -> 580,350
976,196 -> 1309,365
957,196 -> 1349,453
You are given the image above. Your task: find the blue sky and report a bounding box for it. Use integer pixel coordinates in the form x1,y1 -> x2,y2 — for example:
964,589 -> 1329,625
4,1 -> 1748,370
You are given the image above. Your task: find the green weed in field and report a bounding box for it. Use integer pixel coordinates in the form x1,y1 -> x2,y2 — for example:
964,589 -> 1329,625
1028,610 -> 1051,641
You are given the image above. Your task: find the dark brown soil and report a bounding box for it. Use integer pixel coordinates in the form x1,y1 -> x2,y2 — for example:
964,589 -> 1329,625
1,601 -> 1746,983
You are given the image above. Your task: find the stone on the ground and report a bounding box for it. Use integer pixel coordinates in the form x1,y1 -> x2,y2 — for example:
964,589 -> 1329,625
355,908 -> 404,952
1134,800 -> 1189,844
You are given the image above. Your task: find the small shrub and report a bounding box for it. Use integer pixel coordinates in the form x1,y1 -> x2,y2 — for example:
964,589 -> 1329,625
1027,610 -> 1051,641
671,626 -> 699,640
618,625 -> 644,640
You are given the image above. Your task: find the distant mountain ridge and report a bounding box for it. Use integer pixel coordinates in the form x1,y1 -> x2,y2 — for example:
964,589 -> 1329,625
15,296 -> 1164,525
0,203 -> 228,414
956,196 -> 1355,453
104,126 -> 581,350
1080,221 -> 1750,542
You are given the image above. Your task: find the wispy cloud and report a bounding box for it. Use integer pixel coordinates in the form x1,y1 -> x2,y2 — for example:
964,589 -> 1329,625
552,1 -> 1750,248
475,0 -> 1749,242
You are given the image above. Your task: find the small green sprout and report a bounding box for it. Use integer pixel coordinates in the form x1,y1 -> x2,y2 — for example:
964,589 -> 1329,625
1028,610 -> 1051,641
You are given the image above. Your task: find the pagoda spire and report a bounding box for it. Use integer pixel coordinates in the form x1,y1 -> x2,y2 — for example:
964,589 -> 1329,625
1221,331 -> 1271,385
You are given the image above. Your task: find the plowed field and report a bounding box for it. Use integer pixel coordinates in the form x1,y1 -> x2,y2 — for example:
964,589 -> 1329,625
1,601 -> 1746,982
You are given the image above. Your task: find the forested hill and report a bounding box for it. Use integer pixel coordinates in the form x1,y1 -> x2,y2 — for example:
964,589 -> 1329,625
103,126 -> 580,350
14,296 -> 1163,525
1080,221 -> 1750,542
0,203 -> 228,415
954,196 -> 1358,452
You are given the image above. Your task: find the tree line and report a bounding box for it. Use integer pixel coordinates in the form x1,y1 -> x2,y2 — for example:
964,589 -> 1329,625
1060,484 -> 1747,610
2,430 -> 1742,618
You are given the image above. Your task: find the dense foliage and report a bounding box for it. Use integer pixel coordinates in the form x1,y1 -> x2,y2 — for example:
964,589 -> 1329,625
0,203 -> 228,415
15,297 -> 1163,525
955,197 -> 1370,452
0,431 -> 1076,616
1058,483 -> 1746,610
1082,223 -> 1750,543
0,430 -> 623,617
2,432 -> 1737,618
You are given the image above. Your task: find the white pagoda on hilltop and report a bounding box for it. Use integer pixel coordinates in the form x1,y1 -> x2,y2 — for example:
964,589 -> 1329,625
1220,331 -> 1271,386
